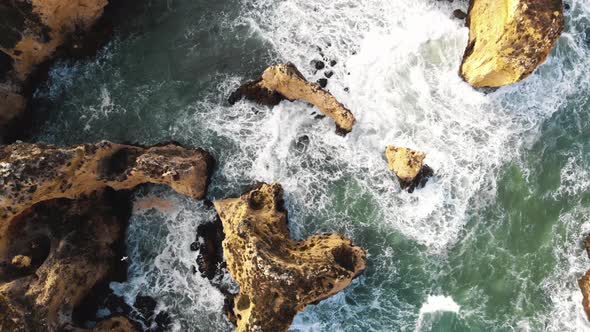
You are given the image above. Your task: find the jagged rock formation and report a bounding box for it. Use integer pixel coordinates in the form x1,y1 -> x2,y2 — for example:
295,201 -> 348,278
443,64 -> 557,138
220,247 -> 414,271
0,192 -> 136,331
0,141 -> 214,331
0,141 -> 214,222
229,63 -> 356,134
0,0 -> 111,140
460,0 -> 564,87
385,146 -> 434,193
213,183 -> 366,332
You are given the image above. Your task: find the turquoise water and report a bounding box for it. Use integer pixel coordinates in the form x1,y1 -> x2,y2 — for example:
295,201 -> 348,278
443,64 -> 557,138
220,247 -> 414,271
30,0 -> 590,331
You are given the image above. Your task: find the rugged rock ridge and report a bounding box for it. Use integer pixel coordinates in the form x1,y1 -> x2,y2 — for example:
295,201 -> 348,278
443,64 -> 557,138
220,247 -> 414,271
385,146 -> 433,193
0,141 -> 214,331
0,0 -> 111,140
460,0 -> 564,87
0,141 -> 214,222
0,193 -> 136,332
213,183 -> 366,332
229,63 -> 356,134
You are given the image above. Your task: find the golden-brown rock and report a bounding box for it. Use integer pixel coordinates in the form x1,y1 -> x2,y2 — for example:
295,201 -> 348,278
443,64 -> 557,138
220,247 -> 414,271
580,270 -> 590,321
2,0 -> 108,81
0,0 -> 110,136
0,141 -> 214,222
229,63 -> 356,134
213,183 -> 366,332
385,145 -> 434,192
460,0 -> 564,87
0,194 -> 131,331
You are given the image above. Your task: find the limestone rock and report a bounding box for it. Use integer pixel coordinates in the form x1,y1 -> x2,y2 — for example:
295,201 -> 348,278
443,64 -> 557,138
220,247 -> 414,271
385,146 -> 434,192
10,255 -> 31,269
0,193 -> 132,331
213,183 -> 366,332
460,0 -> 564,87
229,63 -> 356,134
0,0 -> 111,137
0,141 -> 214,222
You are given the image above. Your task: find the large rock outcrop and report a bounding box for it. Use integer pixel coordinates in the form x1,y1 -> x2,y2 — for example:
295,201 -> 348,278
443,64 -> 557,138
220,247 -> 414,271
0,0 -> 111,140
0,141 -> 214,222
460,0 -> 564,87
385,146 -> 433,193
0,192 -> 137,332
229,63 -> 356,134
0,141 -> 214,331
213,183 -> 366,332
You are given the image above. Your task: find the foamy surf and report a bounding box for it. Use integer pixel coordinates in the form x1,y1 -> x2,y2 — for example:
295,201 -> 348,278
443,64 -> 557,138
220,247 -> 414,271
415,295 -> 460,331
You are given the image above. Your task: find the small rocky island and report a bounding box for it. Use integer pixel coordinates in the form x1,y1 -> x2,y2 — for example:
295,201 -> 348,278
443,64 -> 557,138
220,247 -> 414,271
214,183 -> 366,332
230,63 -> 356,134
460,0 -> 564,87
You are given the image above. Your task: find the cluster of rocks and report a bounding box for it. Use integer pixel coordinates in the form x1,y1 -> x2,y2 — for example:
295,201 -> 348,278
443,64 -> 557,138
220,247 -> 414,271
0,0 -> 570,331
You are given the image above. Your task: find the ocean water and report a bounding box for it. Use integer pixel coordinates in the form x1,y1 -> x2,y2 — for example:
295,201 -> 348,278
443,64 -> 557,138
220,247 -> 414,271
29,0 -> 590,331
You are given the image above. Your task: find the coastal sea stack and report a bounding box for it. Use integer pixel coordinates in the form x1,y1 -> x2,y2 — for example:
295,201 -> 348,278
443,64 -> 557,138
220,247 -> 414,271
385,146 -> 433,193
229,63 -> 356,134
0,141 -> 214,330
213,183 -> 366,332
460,0 -> 564,87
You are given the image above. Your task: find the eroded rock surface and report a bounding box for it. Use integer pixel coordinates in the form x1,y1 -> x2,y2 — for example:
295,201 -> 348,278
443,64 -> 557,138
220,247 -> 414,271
213,183 -> 366,332
0,0 -> 111,139
460,0 -> 564,87
385,146 -> 434,193
229,63 -> 356,134
0,192 -> 136,331
0,141 -> 214,222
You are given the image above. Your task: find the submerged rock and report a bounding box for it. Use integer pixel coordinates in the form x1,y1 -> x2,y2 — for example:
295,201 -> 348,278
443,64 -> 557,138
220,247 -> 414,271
213,183 -> 366,332
0,141 -> 214,222
385,146 -> 434,193
228,63 -> 356,134
460,0 -> 564,87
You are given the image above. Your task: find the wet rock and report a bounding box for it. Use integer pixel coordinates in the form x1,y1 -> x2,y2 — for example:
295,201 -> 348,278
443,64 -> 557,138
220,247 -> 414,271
195,220 -> 225,280
324,70 -> 334,78
0,192 -> 134,331
460,0 -> 564,87
228,63 -> 356,134
314,60 -> 325,70
213,183 -> 366,332
317,78 -> 328,88
385,146 -> 434,193
0,141 -> 215,222
453,9 -> 467,20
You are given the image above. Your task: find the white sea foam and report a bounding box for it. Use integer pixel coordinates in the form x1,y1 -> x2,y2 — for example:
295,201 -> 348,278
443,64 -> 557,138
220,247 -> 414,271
541,208 -> 590,332
110,187 -> 234,332
415,295 -> 460,332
